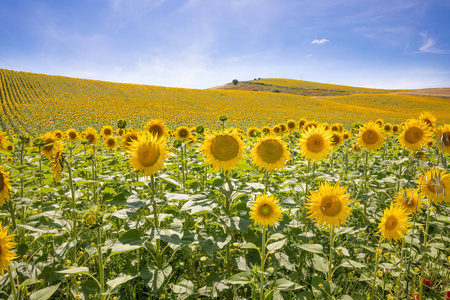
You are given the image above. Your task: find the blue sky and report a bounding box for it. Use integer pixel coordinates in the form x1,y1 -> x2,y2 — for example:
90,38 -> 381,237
1,0 -> 449,89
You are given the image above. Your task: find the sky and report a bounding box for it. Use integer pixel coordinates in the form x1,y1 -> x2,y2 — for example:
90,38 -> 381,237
1,0 -> 450,89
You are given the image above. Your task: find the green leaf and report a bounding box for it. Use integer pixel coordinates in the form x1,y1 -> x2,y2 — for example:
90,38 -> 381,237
274,278 -> 304,291
30,284 -> 61,300
241,242 -> 259,250
107,274 -> 136,291
268,233 -> 285,241
341,259 -> 366,268
298,244 -> 323,254
266,239 -> 286,252
219,215 -> 251,233
140,265 -> 172,293
225,272 -> 251,285
198,230 -> 232,255
296,291 -> 314,300
173,279 -> 195,295
57,267 -> 90,275
312,254 -> 328,275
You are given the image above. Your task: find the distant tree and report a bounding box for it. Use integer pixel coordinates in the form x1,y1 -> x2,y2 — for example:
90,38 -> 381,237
232,79 -> 239,85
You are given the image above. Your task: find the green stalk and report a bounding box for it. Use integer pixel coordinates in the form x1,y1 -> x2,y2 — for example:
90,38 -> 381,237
370,239 -> 383,300
181,142 -> 186,192
419,201 -> 433,299
328,224 -> 335,284
260,226 -> 267,300
7,200 -> 17,231
264,170 -> 269,194
8,265 -> 18,300
65,159 -> 77,263
97,227 -> 105,300
151,174 -> 162,269
92,156 -> 98,206
303,160 -> 311,224
363,150 -> 369,190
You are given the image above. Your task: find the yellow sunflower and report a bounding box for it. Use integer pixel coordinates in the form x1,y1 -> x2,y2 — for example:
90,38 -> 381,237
41,132 -> 56,159
261,126 -> 271,136
417,168 -> 450,204
127,133 -> 168,176
65,129 -> 78,142
101,126 -> 114,137
272,125 -> 281,135
246,127 -> 259,138
342,131 -> 351,140
330,132 -> 343,148
0,168 -> 11,208
306,181 -> 351,228
375,119 -> 384,127
298,119 -> 307,129
121,130 -> 139,150
398,119 -> 433,151
392,125 -> 400,134
5,144 -> 14,153
0,131 -> 9,150
378,204 -> 411,242
394,189 -> 424,214
299,126 -> 332,162
53,129 -> 64,140
0,221 -> 18,277
304,121 -> 318,131
331,123 -> 341,132
146,119 -> 167,138
105,137 -> 118,151
436,124 -> 450,154
249,194 -> 283,228
176,126 -> 192,141
52,142 -> 64,182
279,123 -> 287,133
250,136 -> 291,171
200,129 -> 246,172
357,121 -> 385,151
116,128 -> 125,137
287,120 -> 297,131
419,111 -> 437,128
383,123 -> 392,133
84,127 -> 98,145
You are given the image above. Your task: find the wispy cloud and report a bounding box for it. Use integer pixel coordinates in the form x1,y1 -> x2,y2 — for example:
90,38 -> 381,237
311,39 -> 329,45
419,32 -> 448,54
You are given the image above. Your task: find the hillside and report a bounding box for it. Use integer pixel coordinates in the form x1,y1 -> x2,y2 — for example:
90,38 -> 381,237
1,68 -> 449,134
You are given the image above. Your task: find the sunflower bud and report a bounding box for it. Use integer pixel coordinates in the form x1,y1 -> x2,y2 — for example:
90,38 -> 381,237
117,119 -> 127,129
219,115 -> 228,122
83,209 -> 103,229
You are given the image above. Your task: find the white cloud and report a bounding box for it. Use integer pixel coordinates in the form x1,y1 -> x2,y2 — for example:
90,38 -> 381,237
419,32 -> 448,54
311,39 -> 329,45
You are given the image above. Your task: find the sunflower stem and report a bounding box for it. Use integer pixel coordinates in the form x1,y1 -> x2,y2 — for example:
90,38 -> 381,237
96,226 -> 105,300
259,226 -> 267,300
264,170 -> 269,194
65,159 -> 77,263
327,224 -> 335,286
151,174 -> 162,269
303,160 -> 311,225
7,199 -> 17,231
8,265 -> 18,300
419,201 -> 433,300
370,238 -> 383,300
181,141 -> 186,192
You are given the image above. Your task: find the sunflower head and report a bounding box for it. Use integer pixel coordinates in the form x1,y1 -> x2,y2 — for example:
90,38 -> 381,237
375,119 -> 384,127
66,129 -> 78,142
304,121 -> 318,132
298,119 -> 307,129
200,129 -> 246,172
0,168 -> 11,207
383,123 -> 392,133
299,126 -> 333,162
417,168 -> 450,204
287,120 -> 297,131
306,181 -> 351,228
398,119 -> 433,151
83,209 -> 103,229
0,221 -> 18,277
196,125 -> 205,134
246,127 -> 259,138
378,204 -> 411,242
176,126 -> 192,141
342,131 -> 351,140
0,132 -> 9,150
357,121 -> 385,151
52,142 -> 64,182
5,144 -> 14,152
41,132 -> 56,159
261,127 -> 271,136
249,194 -> 283,228
392,125 -> 400,133
117,119 -> 127,129
250,136 -> 291,171
101,126 -> 114,137
272,126 -> 281,135
53,130 -> 64,140
146,119 -> 167,138
84,127 -> 98,145
351,144 -> 361,152
127,132 -> 168,176
330,132 -> 343,147
105,137 -> 118,151
279,123 -> 287,133
121,130 -> 139,150
394,189 -> 423,214
436,124 -> 450,154
116,128 -> 125,136
419,111 -> 437,128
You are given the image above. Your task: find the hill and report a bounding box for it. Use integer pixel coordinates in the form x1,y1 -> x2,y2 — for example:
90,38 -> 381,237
1,68 -> 449,134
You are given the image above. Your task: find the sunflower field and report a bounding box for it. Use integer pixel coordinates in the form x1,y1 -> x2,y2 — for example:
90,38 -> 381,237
1,68 -> 450,300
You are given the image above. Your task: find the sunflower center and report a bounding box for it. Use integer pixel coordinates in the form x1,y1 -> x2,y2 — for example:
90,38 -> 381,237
108,139 -> 115,146
273,127 -> 280,133
320,196 -> 342,216
331,135 -> 341,146
402,196 -> 416,208
405,127 -> 423,144
149,125 -> 163,137
55,132 -> 62,139
69,132 -> 77,140
287,122 -> 296,129
138,143 -> 160,167
442,132 -> 450,147
258,139 -> 283,164
306,134 -> 325,153
43,139 -> 55,152
428,177 -> 444,195
260,204 -> 272,216
86,134 -> 95,143
210,135 -> 239,161
179,129 -> 189,138
362,130 -> 378,145
104,128 -> 112,136
385,216 -> 398,230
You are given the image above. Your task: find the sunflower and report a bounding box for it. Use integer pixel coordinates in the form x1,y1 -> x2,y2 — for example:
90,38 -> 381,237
41,132 -> 56,159
249,194 -> 283,228
52,142 -> 64,182
299,126 -> 332,162
272,125 -> 281,135
279,123 -> 287,133
375,119 -> 384,127
398,119 -> 433,151
287,120 -> 297,131
261,126 -> 271,136
84,127 -> 98,145
176,126 -> 192,141
342,131 -> 351,140
394,189 -> 424,214
304,121 -> 318,131
0,131 -> 9,149
383,123 -> 392,133
246,127 -> 259,138
105,137 -> 118,151
330,132 -> 343,147
306,181 -> 351,228
116,128 -> 125,136
53,129 -> 64,140
357,121 -> 385,151
146,119 -> 167,138
127,133 -> 168,176
392,125 -> 400,134
298,119 -> 307,129
417,168 -> 450,204
351,144 -> 361,152
0,222 -> 18,277
0,168 -> 11,208
378,204 -> 411,242
331,123 -> 341,132
200,129 -> 246,172
5,144 -> 14,153
419,111 -> 437,128
122,130 -> 139,150
436,124 -> 450,154
101,126 -> 114,137
65,129 -> 78,142
250,136 -> 290,171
